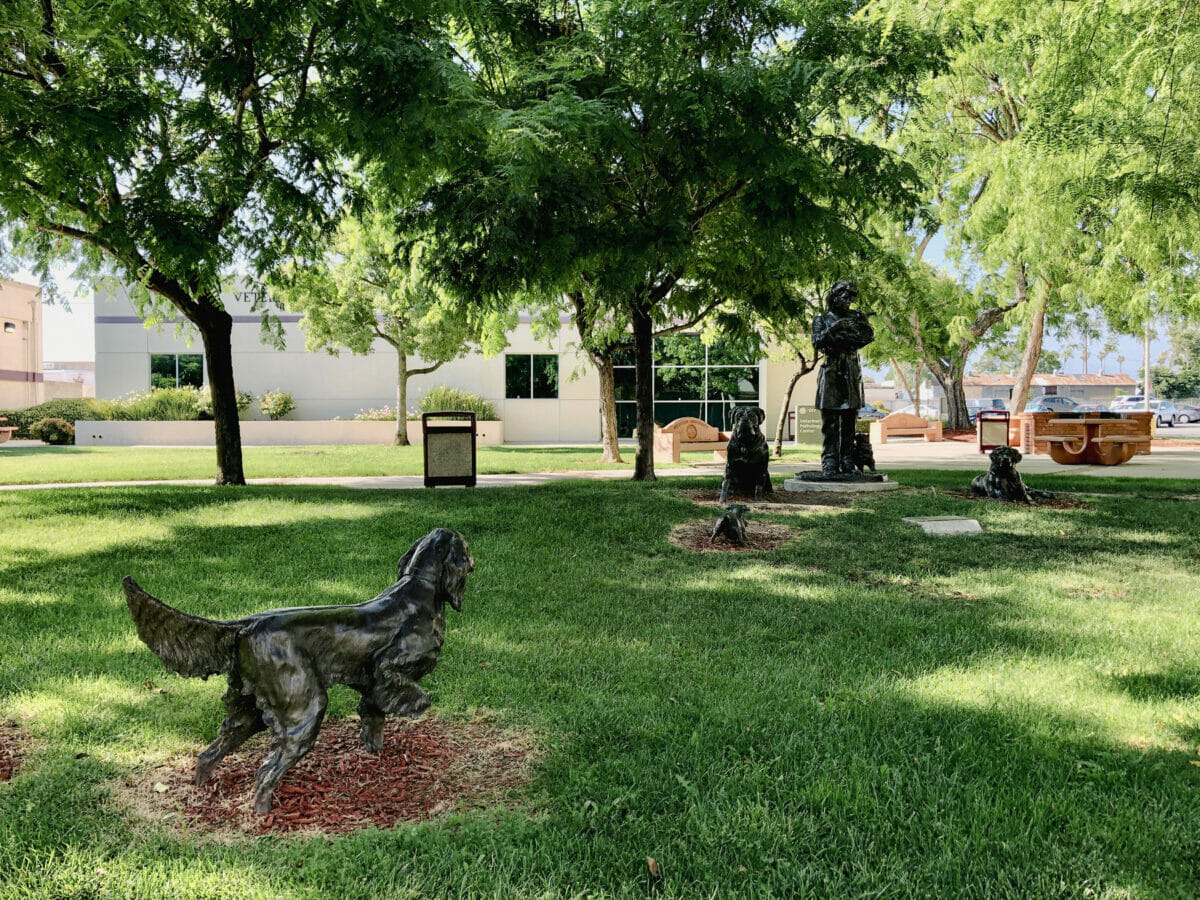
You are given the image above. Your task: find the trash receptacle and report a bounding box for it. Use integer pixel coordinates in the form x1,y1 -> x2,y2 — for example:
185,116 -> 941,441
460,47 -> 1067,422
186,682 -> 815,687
977,409 -> 1010,453
422,412 -> 477,487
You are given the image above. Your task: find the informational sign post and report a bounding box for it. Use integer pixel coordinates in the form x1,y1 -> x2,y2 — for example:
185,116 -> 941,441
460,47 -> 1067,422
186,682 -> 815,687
793,405 -> 824,446
422,412 -> 477,487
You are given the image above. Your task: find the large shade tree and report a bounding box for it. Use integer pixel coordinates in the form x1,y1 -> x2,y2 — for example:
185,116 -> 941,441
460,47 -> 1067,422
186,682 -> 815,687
403,0 -> 938,480
269,208 -> 510,445
0,0 -> 458,483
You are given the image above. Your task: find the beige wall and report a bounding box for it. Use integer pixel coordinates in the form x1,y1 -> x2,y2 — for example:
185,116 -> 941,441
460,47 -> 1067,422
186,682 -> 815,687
0,280 -> 44,409
94,282 -> 822,443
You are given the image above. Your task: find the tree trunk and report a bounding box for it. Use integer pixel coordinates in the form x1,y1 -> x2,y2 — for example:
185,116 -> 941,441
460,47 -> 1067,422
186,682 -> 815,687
773,369 -> 804,457
631,303 -> 656,481
196,306 -> 246,485
1010,264 -> 1046,415
593,352 -> 623,463
937,369 -> 970,429
891,357 -> 918,409
395,351 -> 409,446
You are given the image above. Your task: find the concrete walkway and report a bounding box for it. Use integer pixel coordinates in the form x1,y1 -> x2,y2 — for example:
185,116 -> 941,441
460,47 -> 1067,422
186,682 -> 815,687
3,438 -> 1198,491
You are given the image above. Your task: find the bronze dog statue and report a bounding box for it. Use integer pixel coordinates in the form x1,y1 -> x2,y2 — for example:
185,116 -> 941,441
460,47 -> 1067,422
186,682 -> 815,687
711,504 -> 749,546
718,406 -> 773,503
124,528 -> 473,813
971,446 -> 1049,503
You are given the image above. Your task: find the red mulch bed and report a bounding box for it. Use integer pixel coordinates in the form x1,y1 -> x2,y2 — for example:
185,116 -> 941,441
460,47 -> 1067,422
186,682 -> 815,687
669,519 -> 794,553
0,723 -> 25,782
943,427 -> 978,442
125,717 -> 536,837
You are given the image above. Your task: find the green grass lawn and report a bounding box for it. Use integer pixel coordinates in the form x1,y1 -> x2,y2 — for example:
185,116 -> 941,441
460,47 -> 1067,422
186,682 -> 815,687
2,475 -> 1199,896
0,444 -> 821,485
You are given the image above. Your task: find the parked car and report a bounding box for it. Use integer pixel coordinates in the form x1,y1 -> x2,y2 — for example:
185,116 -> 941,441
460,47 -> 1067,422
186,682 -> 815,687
857,405 -> 886,420
1023,396 -> 1079,413
1112,397 -> 1178,425
966,398 -> 1008,424
1072,403 -> 1108,413
1175,404 -> 1200,423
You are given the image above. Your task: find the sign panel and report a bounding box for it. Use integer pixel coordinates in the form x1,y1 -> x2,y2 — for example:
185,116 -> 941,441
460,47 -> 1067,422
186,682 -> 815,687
793,405 -> 824,446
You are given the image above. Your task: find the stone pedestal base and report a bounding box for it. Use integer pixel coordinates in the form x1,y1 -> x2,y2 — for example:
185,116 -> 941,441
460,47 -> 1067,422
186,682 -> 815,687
782,474 -> 900,493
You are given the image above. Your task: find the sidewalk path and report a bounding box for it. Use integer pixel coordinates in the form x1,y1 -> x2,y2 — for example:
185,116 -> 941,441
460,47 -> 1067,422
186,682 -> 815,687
3,438 -> 1199,491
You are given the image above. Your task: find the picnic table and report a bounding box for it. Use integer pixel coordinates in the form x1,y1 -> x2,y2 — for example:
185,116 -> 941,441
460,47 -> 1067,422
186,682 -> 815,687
1020,411 -> 1153,466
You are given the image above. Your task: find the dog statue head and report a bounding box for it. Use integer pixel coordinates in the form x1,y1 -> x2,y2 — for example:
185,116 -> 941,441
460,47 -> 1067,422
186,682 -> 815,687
731,406 -> 765,434
989,445 -> 1022,470
396,528 -> 474,611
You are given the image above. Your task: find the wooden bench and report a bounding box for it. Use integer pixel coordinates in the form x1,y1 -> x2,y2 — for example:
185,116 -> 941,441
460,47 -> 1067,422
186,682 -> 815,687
868,411 -> 943,445
653,417 -> 730,463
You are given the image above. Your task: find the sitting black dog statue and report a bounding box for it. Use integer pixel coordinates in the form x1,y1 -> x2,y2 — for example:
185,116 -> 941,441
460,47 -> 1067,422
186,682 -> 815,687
711,504 -> 749,546
718,406 -> 773,503
851,433 -> 876,475
971,445 -> 1050,503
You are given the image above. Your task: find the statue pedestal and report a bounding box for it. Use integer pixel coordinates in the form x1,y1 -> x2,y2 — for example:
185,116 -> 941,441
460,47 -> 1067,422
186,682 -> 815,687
783,472 -> 900,493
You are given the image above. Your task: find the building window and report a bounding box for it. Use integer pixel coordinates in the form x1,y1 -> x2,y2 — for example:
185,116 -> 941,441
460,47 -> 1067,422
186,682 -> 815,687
150,354 -> 204,389
505,354 -> 559,399
613,333 -> 762,437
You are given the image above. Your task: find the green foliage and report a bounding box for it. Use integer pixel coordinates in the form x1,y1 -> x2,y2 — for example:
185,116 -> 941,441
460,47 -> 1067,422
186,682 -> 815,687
259,390 -> 295,421
107,388 -> 205,422
28,417 -> 75,445
196,389 -> 255,421
418,387 -> 497,421
973,342 -> 1063,376
0,398 -> 112,438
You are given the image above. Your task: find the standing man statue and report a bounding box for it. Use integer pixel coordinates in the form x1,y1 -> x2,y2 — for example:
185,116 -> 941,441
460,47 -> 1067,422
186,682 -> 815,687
812,281 -> 874,478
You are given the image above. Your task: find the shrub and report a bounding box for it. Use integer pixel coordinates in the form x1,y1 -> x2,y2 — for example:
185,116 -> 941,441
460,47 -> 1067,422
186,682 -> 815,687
196,388 -> 255,420
260,390 -> 296,420
418,387 -> 498,421
353,406 -> 399,422
108,387 -> 206,421
0,398 -> 113,438
30,417 -> 75,445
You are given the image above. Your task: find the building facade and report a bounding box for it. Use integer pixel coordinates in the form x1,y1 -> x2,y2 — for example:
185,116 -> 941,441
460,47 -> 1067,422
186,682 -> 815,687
94,283 -> 817,443
963,373 -> 1138,405
0,279 -> 44,410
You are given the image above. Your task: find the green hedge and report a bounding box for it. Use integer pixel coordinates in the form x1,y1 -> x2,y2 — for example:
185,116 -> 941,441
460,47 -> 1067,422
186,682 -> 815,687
0,399 -> 113,439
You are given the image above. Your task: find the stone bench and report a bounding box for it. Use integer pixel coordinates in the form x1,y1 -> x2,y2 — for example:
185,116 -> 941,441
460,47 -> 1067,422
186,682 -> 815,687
0,417 -> 14,443
868,411 -> 943,444
653,417 -> 730,463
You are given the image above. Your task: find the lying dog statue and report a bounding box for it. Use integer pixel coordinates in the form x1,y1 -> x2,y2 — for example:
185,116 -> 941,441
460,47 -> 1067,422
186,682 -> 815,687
124,528 -> 473,813
971,445 -> 1050,503
719,406 -> 773,503
711,504 -> 749,546
851,433 -> 876,475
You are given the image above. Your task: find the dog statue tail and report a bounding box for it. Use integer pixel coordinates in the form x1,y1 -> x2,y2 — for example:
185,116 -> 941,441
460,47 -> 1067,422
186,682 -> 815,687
123,576 -> 240,679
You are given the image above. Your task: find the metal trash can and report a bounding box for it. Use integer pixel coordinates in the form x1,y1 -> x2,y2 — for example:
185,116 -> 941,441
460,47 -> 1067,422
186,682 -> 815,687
422,412 -> 477,487
977,409 -> 1010,453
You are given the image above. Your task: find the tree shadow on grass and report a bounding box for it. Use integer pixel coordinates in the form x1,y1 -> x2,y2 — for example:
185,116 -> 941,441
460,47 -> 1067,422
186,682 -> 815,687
1,480 -> 1198,895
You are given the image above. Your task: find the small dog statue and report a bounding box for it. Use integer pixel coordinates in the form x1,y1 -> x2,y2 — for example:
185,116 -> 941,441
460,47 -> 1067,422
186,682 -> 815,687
718,406 -> 773,503
711,504 -> 749,546
971,445 -> 1050,503
125,529 -> 472,813
851,433 -> 876,475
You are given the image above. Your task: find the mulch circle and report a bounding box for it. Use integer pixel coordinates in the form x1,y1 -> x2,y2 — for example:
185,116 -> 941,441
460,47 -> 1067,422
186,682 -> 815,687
121,716 -> 536,837
944,489 -> 1089,509
0,722 -> 26,782
669,519 -> 794,553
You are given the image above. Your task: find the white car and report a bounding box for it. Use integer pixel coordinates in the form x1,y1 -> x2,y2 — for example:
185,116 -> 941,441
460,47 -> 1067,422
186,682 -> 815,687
1110,397 -> 1178,426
